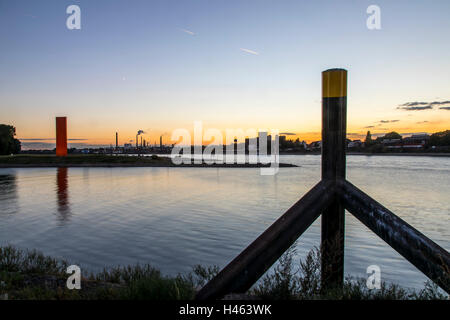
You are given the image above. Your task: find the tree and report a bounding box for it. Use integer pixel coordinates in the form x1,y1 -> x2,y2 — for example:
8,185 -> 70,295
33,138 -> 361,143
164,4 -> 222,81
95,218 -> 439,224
365,131 -> 373,145
382,131 -> 402,140
429,130 -> 450,146
0,124 -> 21,155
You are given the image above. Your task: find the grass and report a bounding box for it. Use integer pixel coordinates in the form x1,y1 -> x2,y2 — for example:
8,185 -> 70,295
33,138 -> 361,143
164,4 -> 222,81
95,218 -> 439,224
0,245 -> 447,300
250,245 -> 448,300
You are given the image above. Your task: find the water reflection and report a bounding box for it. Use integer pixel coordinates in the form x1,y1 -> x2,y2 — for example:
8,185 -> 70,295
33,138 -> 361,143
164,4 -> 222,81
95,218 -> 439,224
56,167 -> 71,223
0,173 -> 18,215
0,156 -> 448,290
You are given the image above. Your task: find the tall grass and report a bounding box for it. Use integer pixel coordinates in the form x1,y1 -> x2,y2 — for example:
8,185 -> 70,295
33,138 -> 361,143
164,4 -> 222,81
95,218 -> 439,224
0,245 -> 447,300
251,245 -> 448,300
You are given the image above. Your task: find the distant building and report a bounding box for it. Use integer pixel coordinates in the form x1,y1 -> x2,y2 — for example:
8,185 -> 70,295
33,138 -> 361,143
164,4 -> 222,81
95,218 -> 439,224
380,138 -> 402,149
348,140 -> 363,148
309,141 -> 322,151
403,134 -> 430,149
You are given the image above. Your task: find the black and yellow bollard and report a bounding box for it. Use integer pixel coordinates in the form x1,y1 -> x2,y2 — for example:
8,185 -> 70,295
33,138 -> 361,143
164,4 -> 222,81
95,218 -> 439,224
321,68 -> 347,291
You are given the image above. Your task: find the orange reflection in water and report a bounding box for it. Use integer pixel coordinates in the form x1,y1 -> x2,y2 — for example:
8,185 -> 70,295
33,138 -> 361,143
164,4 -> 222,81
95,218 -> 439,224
56,167 -> 71,222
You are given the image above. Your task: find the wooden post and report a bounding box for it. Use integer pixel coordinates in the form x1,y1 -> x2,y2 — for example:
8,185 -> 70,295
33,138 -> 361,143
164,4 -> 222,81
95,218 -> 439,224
196,180 -> 336,300
321,68 -> 347,290
337,179 -> 450,294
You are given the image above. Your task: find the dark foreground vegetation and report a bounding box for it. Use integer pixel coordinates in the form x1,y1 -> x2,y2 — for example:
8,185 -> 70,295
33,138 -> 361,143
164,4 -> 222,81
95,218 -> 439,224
0,245 -> 446,300
0,155 -> 296,168
0,125 -> 21,155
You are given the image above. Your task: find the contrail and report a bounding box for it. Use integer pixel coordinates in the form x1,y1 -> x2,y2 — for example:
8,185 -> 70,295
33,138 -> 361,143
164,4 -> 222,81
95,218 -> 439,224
180,28 -> 195,35
240,48 -> 259,55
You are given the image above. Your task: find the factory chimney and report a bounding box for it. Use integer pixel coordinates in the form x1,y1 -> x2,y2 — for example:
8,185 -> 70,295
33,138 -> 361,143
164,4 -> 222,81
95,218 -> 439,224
115,132 -> 118,149
160,136 -> 162,149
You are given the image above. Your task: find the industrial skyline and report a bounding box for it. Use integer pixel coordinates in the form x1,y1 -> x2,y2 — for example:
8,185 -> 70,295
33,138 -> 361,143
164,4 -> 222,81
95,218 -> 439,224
1,1 -> 450,148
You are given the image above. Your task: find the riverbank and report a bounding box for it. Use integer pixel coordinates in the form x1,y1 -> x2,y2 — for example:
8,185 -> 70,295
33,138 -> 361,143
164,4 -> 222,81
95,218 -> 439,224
0,155 -> 297,168
0,245 -> 445,300
279,151 -> 450,157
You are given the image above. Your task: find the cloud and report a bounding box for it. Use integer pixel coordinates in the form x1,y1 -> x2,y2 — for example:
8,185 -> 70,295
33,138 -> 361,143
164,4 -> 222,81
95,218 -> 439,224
280,132 -> 296,135
397,100 -> 450,111
397,105 -> 433,111
363,126 -> 375,128
347,133 -> 364,137
379,120 -> 399,123
21,142 -> 109,150
399,102 -> 428,107
416,121 -> 429,124
240,48 -> 259,55
19,138 -> 87,141
180,28 -> 195,35
430,101 -> 450,105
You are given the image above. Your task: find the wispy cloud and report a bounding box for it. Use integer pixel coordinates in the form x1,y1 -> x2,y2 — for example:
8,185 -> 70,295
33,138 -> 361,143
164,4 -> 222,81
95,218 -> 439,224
379,120 -> 399,123
21,142 -> 109,150
398,105 -> 433,111
399,102 -> 428,107
179,28 -> 195,36
280,132 -> 296,135
363,126 -> 375,128
416,121 -> 429,124
430,101 -> 450,105
19,138 -> 87,141
397,100 -> 450,111
240,48 -> 259,55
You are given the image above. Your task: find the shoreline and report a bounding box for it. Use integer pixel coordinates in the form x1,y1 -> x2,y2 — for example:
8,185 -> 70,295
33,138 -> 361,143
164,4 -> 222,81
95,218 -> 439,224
0,163 -> 297,168
279,152 -> 450,157
0,154 -> 296,168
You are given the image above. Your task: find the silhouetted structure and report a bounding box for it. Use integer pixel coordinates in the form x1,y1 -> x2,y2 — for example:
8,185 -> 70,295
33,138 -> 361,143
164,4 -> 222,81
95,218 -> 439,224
55,117 -> 67,156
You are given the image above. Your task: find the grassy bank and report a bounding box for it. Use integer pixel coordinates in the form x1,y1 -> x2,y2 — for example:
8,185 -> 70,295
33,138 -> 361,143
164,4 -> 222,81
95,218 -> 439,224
0,245 -> 446,300
0,155 -> 296,168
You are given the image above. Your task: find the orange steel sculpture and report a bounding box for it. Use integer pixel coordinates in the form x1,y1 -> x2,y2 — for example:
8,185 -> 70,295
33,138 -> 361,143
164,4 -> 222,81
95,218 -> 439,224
56,117 -> 68,156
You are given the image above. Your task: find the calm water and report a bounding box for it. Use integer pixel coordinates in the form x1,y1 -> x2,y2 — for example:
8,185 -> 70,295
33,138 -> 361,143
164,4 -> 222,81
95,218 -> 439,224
0,155 -> 449,290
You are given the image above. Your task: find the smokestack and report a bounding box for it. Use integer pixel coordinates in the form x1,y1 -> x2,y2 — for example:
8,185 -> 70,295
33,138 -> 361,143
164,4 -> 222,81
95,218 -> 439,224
141,136 -> 143,147
160,136 -> 162,149
136,134 -> 138,148
115,132 -> 118,149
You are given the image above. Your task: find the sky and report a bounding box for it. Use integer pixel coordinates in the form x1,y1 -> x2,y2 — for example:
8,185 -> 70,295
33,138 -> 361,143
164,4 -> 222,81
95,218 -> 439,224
1,0 -> 450,148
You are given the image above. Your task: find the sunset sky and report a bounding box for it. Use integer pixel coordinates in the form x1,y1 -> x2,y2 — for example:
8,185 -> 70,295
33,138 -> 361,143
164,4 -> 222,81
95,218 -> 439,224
1,0 -> 450,148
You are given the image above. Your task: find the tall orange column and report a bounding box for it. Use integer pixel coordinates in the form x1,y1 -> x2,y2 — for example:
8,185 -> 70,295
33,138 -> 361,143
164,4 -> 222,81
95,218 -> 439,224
56,117 -> 68,156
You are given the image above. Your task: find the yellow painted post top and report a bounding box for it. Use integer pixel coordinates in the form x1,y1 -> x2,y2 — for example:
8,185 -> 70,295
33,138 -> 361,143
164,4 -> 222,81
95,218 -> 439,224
322,68 -> 347,98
